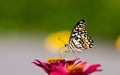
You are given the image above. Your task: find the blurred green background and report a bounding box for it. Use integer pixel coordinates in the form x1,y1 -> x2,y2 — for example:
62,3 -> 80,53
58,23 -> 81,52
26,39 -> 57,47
0,0 -> 120,40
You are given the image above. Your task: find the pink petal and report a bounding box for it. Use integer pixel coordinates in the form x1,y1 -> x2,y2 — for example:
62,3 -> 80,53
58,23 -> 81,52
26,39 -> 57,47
80,61 -> 87,66
84,64 -> 102,75
32,59 -> 51,73
50,72 -> 62,75
66,58 -> 80,65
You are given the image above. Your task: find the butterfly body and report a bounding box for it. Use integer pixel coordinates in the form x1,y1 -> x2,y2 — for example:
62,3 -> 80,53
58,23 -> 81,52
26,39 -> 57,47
65,19 -> 94,52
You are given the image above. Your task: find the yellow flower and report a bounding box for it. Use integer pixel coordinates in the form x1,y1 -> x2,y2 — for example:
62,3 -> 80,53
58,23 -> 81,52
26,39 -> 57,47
115,35 -> 120,51
44,30 -> 71,53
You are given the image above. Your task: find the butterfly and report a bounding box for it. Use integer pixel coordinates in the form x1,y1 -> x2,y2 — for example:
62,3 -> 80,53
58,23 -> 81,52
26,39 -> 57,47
65,19 -> 94,52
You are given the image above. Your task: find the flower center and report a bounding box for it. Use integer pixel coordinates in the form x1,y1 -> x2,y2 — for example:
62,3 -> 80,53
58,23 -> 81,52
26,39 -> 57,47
47,57 -> 64,64
67,64 -> 84,72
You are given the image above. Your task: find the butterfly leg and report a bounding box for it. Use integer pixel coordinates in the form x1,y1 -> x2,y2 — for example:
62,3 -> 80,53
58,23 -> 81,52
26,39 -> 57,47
58,47 -> 68,58
58,48 -> 62,57
70,49 -> 79,58
75,48 -> 83,53
70,48 -> 83,58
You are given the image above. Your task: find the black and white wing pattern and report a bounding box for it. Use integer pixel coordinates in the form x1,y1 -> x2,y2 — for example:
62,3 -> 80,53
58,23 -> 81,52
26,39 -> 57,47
66,19 -> 94,52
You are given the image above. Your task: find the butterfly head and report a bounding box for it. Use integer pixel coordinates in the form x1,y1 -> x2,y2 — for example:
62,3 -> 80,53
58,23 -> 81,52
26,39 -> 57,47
64,44 -> 69,47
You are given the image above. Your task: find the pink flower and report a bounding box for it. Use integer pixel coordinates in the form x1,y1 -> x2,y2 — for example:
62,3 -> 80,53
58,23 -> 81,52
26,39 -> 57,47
32,57 -> 102,75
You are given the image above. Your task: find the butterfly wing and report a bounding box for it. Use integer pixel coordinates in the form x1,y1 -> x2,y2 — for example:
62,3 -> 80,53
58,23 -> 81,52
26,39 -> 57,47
69,19 -> 94,50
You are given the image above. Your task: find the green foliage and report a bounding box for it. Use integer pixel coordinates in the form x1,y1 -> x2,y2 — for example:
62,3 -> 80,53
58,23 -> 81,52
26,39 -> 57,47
0,0 -> 120,39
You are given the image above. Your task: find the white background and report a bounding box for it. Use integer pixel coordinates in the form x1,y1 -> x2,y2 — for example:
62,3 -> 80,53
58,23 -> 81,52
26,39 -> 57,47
0,38 -> 120,75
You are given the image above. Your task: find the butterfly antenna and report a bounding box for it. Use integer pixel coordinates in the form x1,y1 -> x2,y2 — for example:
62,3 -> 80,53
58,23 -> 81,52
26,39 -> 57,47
58,36 -> 66,45
58,45 -> 67,58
